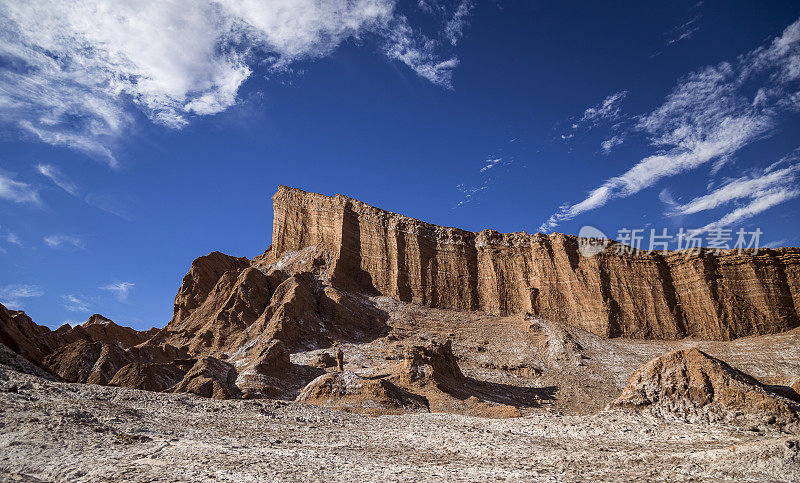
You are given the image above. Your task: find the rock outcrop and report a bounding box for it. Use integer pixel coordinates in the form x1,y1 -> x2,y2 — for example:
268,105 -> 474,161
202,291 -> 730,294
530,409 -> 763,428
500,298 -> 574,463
271,186 -> 800,340
167,356 -> 240,400
0,304 -> 63,368
0,303 -> 154,378
108,362 -> 188,393
43,340 -> 132,384
4,185 -> 800,412
394,339 -> 464,391
613,348 -> 800,431
298,371 -> 429,414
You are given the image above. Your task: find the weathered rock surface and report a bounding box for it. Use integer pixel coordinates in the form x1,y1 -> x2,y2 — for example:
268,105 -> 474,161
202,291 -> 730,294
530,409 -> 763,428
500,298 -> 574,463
613,348 -> 800,431
167,356 -> 240,400
171,251 -> 251,326
3,185 -> 800,416
43,339 -> 134,386
394,339 -> 464,390
298,371 -> 429,414
0,303 -> 154,381
271,186 -> 800,340
79,314 -> 150,349
0,304 -> 62,367
108,362 -> 188,392
5,365 -> 800,481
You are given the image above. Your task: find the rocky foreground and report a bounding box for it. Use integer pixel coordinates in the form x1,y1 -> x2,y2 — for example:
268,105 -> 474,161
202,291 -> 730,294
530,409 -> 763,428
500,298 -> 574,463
2,364 -> 800,481
2,186 -> 800,480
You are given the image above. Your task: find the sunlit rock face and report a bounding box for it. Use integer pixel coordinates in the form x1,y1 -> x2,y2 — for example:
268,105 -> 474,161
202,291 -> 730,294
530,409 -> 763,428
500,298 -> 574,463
271,185 -> 800,340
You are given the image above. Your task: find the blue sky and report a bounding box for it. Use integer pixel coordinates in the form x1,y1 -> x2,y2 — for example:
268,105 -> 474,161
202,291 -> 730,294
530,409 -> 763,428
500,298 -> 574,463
1,0 -> 799,330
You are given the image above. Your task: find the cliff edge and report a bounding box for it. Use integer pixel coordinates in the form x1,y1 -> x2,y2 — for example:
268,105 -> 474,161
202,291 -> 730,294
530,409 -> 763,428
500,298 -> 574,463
270,186 -> 800,340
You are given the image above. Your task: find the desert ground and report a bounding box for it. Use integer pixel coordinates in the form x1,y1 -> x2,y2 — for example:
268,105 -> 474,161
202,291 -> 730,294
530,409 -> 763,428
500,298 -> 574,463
2,295 -> 800,481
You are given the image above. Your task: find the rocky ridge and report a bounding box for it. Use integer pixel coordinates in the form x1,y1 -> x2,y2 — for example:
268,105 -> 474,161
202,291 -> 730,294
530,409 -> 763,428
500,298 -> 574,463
271,186 -> 800,340
1,186 -> 799,428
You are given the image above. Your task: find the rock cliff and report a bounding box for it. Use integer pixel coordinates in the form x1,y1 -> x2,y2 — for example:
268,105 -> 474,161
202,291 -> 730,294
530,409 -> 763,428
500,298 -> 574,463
271,186 -> 800,340
3,185 -> 800,411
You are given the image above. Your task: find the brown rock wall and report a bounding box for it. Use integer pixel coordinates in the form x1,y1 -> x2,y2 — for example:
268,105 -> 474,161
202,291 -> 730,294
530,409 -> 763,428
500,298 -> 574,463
272,186 -> 800,340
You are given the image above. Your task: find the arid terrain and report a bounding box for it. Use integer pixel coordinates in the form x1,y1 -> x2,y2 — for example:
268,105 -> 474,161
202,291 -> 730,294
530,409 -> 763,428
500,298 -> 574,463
2,186 -> 800,480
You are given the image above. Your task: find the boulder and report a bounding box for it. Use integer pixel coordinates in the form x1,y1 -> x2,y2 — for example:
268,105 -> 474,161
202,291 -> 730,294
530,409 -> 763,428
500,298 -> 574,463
298,371 -> 428,415
613,348 -> 800,431
396,339 -> 464,390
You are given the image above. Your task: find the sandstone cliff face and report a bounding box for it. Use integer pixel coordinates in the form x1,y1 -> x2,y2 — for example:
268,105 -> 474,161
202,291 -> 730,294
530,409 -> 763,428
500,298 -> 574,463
271,186 -> 800,340
4,185 -> 800,409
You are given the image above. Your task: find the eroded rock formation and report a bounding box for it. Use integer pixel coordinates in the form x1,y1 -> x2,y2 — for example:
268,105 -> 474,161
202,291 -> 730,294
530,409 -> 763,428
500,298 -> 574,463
613,348 -> 799,430
3,185 -> 800,414
271,186 -> 800,340
298,371 -> 429,414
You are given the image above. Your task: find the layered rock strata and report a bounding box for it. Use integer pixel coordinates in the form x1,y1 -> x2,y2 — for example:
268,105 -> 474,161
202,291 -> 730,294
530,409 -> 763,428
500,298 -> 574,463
271,186 -> 800,340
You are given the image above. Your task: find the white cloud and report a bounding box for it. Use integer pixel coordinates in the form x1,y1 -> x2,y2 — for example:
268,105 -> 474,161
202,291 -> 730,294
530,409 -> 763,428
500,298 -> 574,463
601,135 -> 625,154
0,284 -> 44,309
454,182 -> 487,207
44,235 -> 85,250
667,14 -> 701,45
444,0 -> 473,46
383,15 -> 459,88
658,187 -> 679,210
541,18 -> 800,232
36,164 -> 80,196
99,281 -> 134,302
3,232 -> 22,247
669,164 -> 799,216
35,164 -> 132,217
573,91 -> 628,130
61,294 -> 91,313
698,188 -> 800,233
0,0 -> 466,162
479,157 -> 502,173
0,171 -> 40,204
667,157 -> 800,232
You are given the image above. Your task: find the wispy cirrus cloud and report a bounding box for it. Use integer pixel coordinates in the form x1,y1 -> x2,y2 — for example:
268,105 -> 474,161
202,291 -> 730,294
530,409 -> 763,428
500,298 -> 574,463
541,18 -> 800,232
44,235 -> 85,250
0,284 -> 44,309
570,91 -> 628,131
99,281 -> 134,302
36,164 -> 79,197
0,0 -> 471,165
454,182 -> 488,207
35,162 -> 134,218
562,90 -> 629,152
668,156 -> 800,232
600,135 -> 625,154
0,171 -> 40,204
444,0 -> 474,46
61,294 -> 91,313
667,14 -> 702,45
0,224 -> 23,249
3,231 -> 22,247
384,15 -> 459,88
479,157 -> 503,173
455,137 -> 521,208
